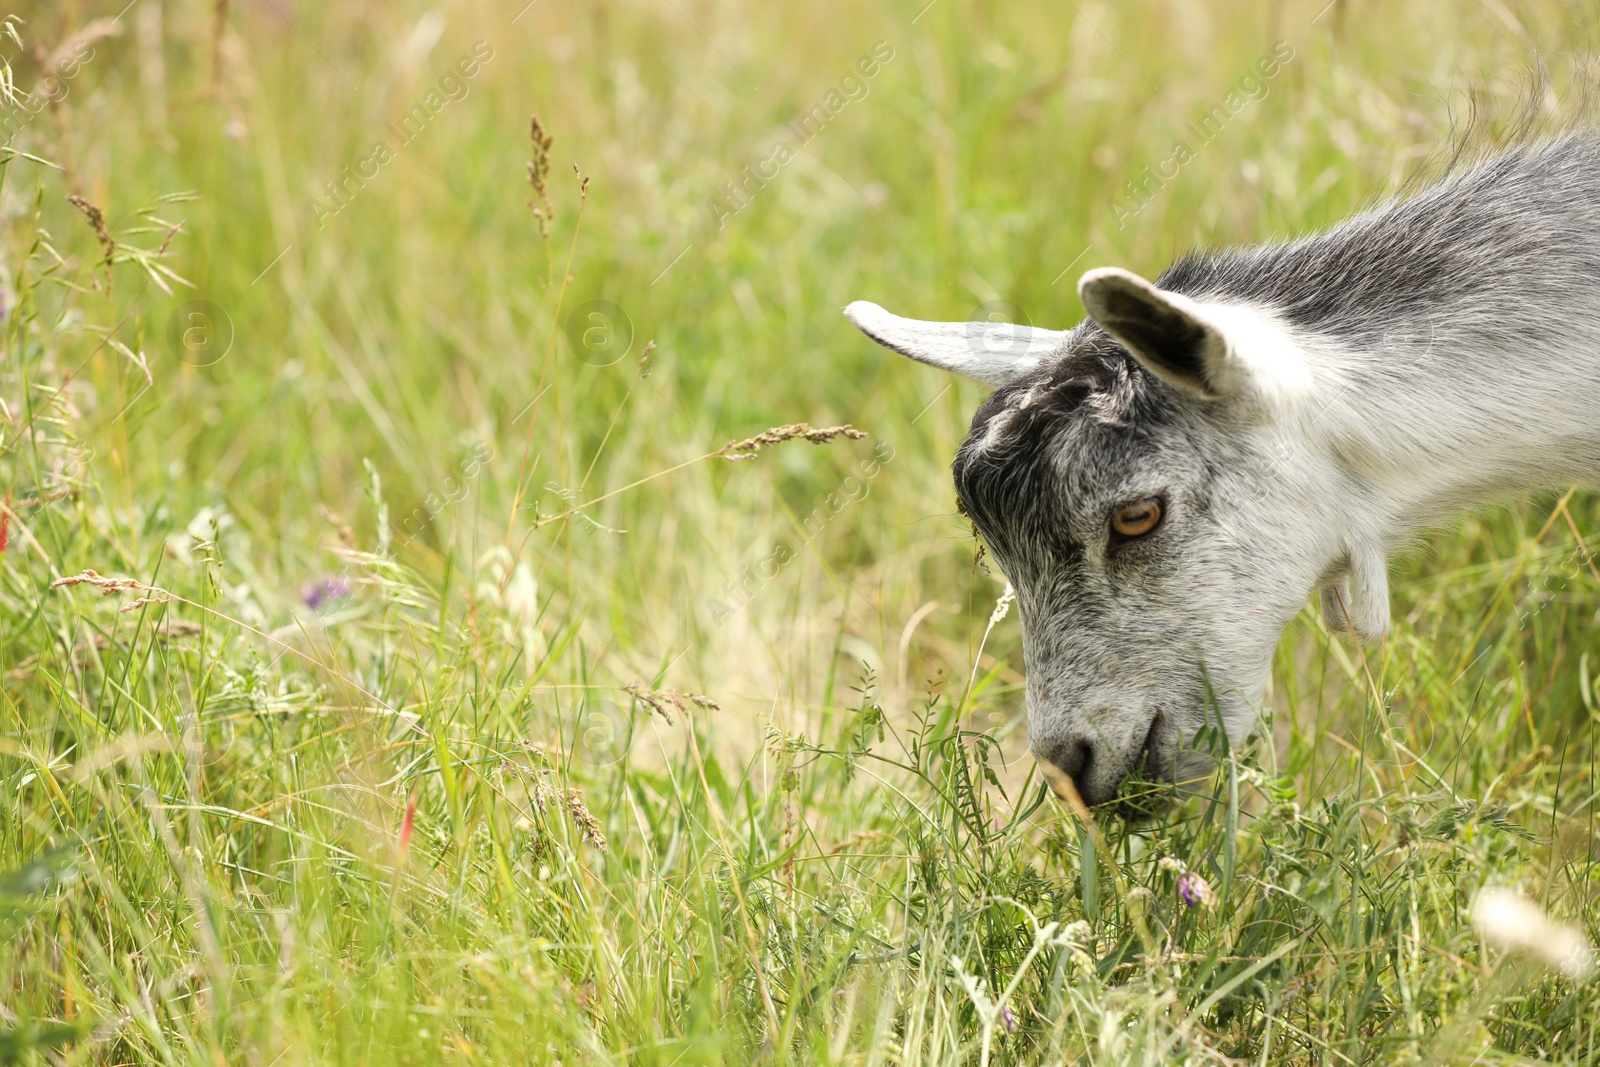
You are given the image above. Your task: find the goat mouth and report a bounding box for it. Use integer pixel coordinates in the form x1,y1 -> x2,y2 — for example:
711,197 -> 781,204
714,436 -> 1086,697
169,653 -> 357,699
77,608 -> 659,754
1105,711 -> 1173,820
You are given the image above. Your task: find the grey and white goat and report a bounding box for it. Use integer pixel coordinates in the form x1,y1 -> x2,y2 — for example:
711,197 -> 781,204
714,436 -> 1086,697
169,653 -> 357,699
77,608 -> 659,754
846,134 -> 1600,808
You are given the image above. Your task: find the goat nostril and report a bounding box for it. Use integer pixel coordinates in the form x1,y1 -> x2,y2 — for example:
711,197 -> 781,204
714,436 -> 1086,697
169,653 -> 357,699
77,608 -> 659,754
1140,716 -> 1158,763
1036,739 -> 1096,805
1070,740 -> 1094,782
1041,740 -> 1084,777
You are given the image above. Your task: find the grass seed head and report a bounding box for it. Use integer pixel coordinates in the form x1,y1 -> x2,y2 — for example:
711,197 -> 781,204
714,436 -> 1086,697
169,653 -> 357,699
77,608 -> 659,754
716,422 -> 868,461
66,194 -> 115,264
50,569 -> 175,613
527,114 -> 553,237
50,569 -> 142,594
624,683 -> 720,723
565,788 -> 607,852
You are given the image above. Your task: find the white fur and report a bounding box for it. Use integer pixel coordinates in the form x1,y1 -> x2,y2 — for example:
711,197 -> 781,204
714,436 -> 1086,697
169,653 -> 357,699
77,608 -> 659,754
1189,301 -> 1318,409
842,135 -> 1600,804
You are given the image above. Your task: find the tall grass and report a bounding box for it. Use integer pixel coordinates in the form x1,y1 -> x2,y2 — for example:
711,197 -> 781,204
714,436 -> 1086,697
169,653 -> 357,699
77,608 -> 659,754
1,0 -> 1598,1062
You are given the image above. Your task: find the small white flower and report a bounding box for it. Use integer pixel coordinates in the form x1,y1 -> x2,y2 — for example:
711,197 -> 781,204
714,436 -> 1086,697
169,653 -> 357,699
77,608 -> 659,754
503,561 -> 539,627
1055,919 -> 1093,947
1158,856 -> 1186,874
1235,766 -> 1266,789
988,582 -> 1016,626
1472,887 -> 1595,979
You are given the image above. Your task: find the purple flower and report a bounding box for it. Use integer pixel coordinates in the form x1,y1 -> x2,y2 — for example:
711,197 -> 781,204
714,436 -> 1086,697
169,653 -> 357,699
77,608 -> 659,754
1001,1004 -> 1015,1033
301,575 -> 352,611
1178,871 -> 1215,908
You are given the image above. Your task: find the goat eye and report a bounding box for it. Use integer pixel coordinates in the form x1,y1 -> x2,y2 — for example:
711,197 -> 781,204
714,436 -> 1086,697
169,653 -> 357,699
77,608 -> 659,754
1110,497 -> 1163,539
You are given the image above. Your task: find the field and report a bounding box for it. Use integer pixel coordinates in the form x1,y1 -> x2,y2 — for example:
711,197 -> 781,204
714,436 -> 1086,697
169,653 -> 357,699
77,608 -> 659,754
3,0 -> 1600,1062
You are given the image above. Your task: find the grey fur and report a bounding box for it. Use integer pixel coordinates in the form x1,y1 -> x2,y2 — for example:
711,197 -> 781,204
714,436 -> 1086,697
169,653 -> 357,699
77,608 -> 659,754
848,133 -> 1600,806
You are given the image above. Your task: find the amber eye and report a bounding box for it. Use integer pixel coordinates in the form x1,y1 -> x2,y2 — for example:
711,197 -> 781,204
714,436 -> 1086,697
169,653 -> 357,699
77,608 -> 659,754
1110,497 -> 1164,539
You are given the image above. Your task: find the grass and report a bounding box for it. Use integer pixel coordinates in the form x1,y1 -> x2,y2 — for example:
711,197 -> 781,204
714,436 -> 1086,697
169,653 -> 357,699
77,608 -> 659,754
2,0 -> 1600,1062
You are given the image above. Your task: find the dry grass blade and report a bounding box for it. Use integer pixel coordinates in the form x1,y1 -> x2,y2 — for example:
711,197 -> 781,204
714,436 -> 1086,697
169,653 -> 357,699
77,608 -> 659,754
317,504 -> 358,549
211,0 -> 230,89
531,423 -> 868,527
40,18 -> 122,75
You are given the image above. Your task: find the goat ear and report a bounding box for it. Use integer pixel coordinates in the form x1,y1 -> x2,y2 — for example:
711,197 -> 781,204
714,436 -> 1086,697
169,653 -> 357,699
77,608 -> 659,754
1077,267 -> 1235,399
844,301 -> 1066,388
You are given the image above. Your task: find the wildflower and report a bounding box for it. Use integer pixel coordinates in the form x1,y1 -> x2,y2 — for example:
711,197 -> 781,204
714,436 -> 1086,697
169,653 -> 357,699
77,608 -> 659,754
1000,1004 -> 1015,1033
1472,887 -> 1595,979
1158,856 -> 1186,874
1055,919 -> 1093,947
397,793 -> 418,857
1178,871 -> 1215,908
301,575 -> 352,611
503,561 -> 539,626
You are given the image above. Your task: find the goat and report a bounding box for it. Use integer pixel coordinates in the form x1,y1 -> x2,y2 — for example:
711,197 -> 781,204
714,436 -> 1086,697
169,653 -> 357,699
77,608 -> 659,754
846,134 -> 1600,808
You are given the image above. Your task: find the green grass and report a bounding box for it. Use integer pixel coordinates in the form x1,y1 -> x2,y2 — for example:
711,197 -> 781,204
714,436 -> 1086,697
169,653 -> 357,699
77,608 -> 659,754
3,0 -> 1600,1062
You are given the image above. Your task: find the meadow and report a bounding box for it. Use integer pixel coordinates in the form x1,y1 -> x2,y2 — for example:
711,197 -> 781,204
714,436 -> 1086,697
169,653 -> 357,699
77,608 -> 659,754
2,0 -> 1600,1062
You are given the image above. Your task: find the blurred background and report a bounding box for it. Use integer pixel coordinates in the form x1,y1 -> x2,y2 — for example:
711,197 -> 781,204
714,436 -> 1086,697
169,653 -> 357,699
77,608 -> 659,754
16,0 -> 1599,756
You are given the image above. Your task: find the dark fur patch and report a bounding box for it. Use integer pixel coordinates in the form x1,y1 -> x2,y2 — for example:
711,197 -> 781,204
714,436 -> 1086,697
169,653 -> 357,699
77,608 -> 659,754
952,328 -> 1169,569
1096,294 -> 1216,388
